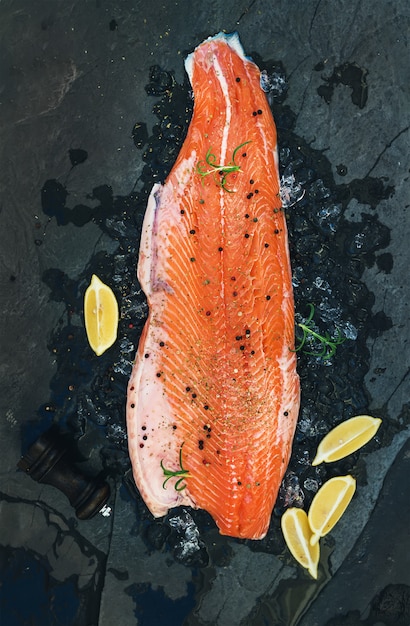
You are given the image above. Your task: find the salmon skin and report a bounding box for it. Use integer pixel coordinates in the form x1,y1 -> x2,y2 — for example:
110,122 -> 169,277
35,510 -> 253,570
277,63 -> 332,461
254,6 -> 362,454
127,32 -> 300,540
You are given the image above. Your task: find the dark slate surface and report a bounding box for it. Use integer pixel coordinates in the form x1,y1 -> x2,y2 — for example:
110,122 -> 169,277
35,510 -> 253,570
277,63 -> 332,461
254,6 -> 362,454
0,1 -> 409,625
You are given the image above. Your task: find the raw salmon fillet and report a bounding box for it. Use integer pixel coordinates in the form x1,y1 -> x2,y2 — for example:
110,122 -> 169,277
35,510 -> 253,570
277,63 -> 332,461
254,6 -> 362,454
127,32 -> 300,539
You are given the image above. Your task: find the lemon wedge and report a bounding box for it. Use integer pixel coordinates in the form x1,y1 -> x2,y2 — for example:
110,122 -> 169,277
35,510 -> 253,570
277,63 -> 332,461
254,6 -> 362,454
84,274 -> 119,356
281,507 -> 320,579
312,415 -> 382,466
308,475 -> 356,546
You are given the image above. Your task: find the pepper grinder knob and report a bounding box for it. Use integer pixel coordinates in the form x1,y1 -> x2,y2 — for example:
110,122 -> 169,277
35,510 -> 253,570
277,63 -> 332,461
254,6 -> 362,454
17,426 -> 111,520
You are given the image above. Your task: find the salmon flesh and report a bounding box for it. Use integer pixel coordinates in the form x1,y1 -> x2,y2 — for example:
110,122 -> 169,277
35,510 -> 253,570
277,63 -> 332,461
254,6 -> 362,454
127,32 -> 300,540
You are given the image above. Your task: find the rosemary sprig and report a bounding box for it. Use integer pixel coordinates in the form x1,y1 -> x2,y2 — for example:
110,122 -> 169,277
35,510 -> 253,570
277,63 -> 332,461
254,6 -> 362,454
294,303 -> 346,359
196,141 -> 251,192
160,442 -> 190,491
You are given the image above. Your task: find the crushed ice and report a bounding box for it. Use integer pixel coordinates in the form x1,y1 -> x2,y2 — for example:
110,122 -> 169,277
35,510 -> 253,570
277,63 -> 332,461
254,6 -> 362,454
260,68 -> 288,100
168,510 -> 203,560
313,276 -> 331,291
303,478 -> 319,493
280,169 -> 305,208
296,407 -> 329,439
112,337 -> 135,376
106,422 -> 127,445
338,320 -> 358,341
316,203 -> 342,233
121,288 -> 148,321
279,472 -> 305,508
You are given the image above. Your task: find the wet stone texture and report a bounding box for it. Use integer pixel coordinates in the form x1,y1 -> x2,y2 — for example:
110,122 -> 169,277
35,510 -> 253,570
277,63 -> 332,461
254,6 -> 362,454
0,1 -> 409,625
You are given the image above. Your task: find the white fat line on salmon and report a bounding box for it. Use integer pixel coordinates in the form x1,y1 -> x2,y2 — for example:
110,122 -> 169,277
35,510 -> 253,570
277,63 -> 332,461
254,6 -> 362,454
273,145 -> 281,189
212,55 -> 231,168
242,61 -> 280,190
212,54 -> 232,314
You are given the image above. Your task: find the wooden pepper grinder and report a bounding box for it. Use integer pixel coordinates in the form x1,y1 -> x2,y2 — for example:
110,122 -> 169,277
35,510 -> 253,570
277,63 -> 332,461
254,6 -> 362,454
17,426 -> 111,519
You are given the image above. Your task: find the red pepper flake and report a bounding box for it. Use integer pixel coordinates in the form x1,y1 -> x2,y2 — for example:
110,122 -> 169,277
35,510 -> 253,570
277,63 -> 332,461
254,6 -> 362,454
231,276 -> 236,281
206,311 -> 211,316
139,443 -> 144,448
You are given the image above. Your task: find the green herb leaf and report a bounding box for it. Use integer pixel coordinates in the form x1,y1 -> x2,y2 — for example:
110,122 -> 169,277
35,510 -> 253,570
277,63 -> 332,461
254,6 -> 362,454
293,303 -> 346,359
196,141 -> 251,192
160,442 -> 190,491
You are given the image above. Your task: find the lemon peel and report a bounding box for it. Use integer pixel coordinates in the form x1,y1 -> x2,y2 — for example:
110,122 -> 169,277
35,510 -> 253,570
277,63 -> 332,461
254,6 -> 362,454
308,474 -> 356,546
281,507 -> 319,579
312,415 -> 381,466
84,274 -> 119,356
